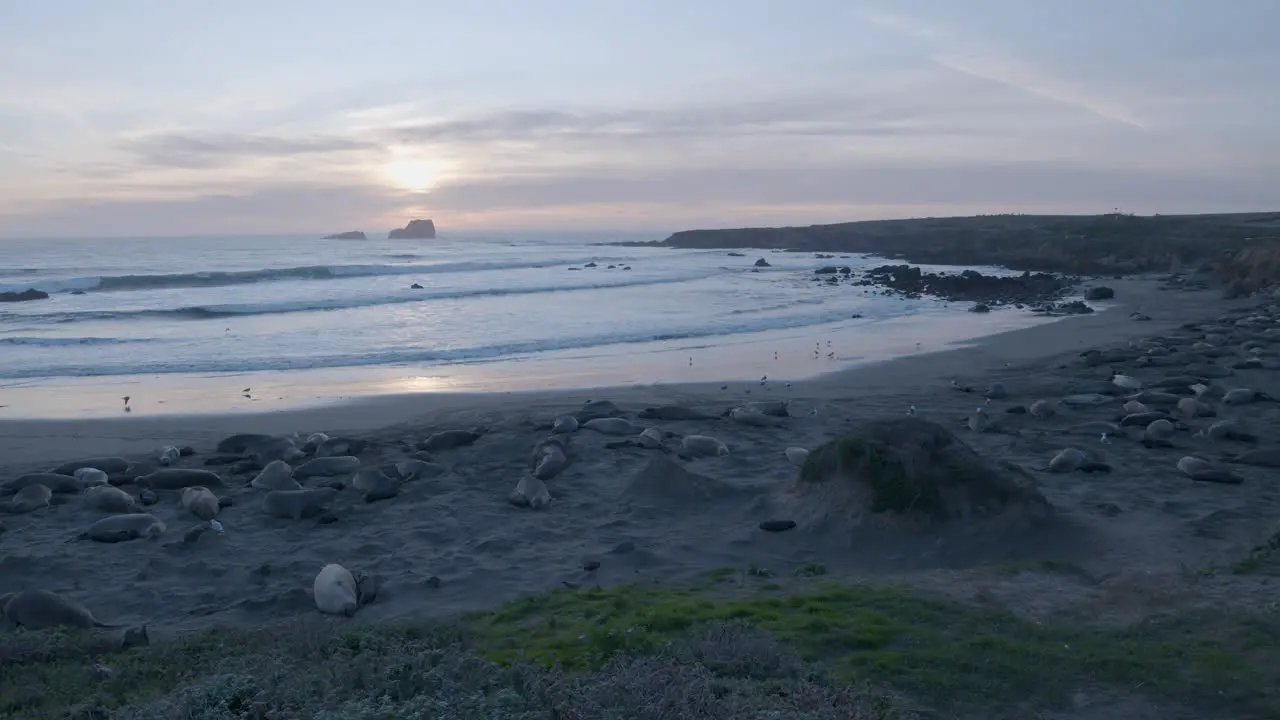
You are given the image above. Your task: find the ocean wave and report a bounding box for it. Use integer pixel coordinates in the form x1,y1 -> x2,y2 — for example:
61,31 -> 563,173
0,305 -> 902,379
8,271 -> 721,324
0,336 -> 150,346
0,256 -> 643,295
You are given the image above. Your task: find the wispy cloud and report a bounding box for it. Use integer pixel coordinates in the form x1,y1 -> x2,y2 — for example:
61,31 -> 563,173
118,133 -> 380,170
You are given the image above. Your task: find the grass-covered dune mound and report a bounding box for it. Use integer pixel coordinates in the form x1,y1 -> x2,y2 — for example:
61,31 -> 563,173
795,418 -> 1051,526
3,572 -> 1277,719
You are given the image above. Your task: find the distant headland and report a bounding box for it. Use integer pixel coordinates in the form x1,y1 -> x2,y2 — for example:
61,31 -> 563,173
389,219 -> 436,239
619,212 -> 1280,289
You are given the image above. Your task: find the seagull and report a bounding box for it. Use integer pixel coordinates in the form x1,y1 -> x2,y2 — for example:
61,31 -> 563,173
785,382 -> 792,389
688,357 -> 693,366
760,375 -> 768,385
808,407 -> 819,417
907,405 -> 917,416
774,351 -> 779,360
720,385 -> 728,391
827,352 -> 835,359
1100,432 -> 1112,444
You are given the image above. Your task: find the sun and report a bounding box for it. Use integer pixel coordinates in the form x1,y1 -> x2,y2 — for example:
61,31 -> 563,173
384,158 -> 446,193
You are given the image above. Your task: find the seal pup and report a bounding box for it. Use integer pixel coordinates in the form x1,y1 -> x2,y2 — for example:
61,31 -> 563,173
741,400 -> 790,417
156,445 -> 181,466
1047,448 -> 1086,473
74,467 -> 109,488
1224,448 -> 1280,468
395,458 -> 447,481
784,447 -> 809,467
136,468 -> 224,490
49,457 -> 130,477
77,513 -> 166,543
315,436 -> 368,458
967,407 -> 991,433
1176,397 -> 1215,419
1122,400 -> 1149,414
294,456 -> 361,479
3,484 -> 52,514
508,475 -> 551,509
984,382 -> 1009,400
551,415 -> 580,434
85,485 -> 138,514
682,435 -> 729,458
1207,419 -> 1258,443
530,436 -> 570,480
264,487 -> 338,520
418,429 -> 482,452
352,468 -> 400,503
1142,419 -> 1176,448
2,472 -> 81,496
0,590 -> 119,630
313,564 -> 360,617
583,418 -> 643,436
635,426 -> 666,450
302,432 -> 330,454
728,407 -> 785,428
250,460 -> 302,491
181,486 -> 221,522
1029,400 -> 1056,419
1111,373 -> 1142,391
1222,388 -> 1273,405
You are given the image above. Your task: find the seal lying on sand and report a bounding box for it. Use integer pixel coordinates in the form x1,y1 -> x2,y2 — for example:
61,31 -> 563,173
3,484 -> 52,513
785,447 -> 810,467
251,460 -> 302,491
136,468 -> 224,490
181,486 -> 221,522
313,563 -> 359,617
74,467 -> 109,488
395,459 -> 446,481
49,457 -> 129,477
156,445 -> 181,466
551,415 -> 579,434
682,435 -> 729,458
638,406 -> 717,421
418,429 -> 482,452
264,487 -> 338,520
85,485 -> 138,514
582,418 -> 642,436
352,468 -> 400,503
729,407 -> 785,428
315,436 -> 368,458
1224,448 -> 1280,468
1,472 -> 81,496
508,475 -> 551,509
1,590 -> 120,630
77,513 -> 166,543
294,456 -> 360,479
530,436 -> 570,481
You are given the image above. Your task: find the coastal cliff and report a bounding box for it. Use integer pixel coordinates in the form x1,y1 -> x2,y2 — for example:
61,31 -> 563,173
646,212 -> 1280,277
323,231 -> 367,240
389,219 -> 436,239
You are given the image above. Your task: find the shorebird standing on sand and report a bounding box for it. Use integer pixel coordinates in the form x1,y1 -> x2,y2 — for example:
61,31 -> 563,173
122,396 -> 131,413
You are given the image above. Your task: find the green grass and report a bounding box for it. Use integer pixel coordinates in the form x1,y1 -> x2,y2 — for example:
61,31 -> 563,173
2,568 -> 1277,718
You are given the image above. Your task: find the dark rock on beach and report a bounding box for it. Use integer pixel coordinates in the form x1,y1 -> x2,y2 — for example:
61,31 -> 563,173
1084,285 -> 1116,300
859,265 -> 1075,307
754,258 -> 771,267
0,288 -> 49,302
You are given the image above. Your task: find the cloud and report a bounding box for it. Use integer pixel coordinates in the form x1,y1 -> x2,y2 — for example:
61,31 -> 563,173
118,132 -> 381,169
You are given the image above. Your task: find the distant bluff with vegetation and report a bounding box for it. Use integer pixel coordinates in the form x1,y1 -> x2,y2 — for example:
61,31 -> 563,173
633,212 -> 1280,291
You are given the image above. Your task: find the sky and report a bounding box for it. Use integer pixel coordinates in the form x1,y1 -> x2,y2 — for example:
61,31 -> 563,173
0,0 -> 1277,238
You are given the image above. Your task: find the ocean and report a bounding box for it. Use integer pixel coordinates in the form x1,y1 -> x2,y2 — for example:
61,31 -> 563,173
0,232 -> 1057,418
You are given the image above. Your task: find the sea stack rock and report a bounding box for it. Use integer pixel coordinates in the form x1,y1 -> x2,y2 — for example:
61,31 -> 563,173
323,231 -> 367,240
0,289 -> 50,303
389,219 -> 437,239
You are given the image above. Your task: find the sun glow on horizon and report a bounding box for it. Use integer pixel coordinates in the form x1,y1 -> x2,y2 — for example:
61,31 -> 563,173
382,148 -> 453,193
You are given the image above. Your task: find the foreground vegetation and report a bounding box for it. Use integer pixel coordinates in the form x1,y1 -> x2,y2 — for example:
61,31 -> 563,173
2,568 -> 1277,719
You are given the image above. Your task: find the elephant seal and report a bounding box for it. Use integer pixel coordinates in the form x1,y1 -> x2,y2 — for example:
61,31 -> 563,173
0,590 -> 119,630
583,418 -> 642,436
729,408 -> 785,428
49,457 -> 129,477
1029,400 -> 1056,419
530,437 -> 570,481
1065,421 -> 1122,437
352,468 -> 400,503
313,563 -> 359,617
181,486 -> 221,521
302,432 -> 330,453
245,437 -> 305,468
1111,374 -> 1142,390
294,456 -> 360,479
264,487 -> 338,520
682,435 -> 729,458
1177,398 -> 1215,419
315,436 -> 368,458
418,430 -> 482,452
1225,448 -> 1280,468
1223,388 -> 1272,405
215,433 -> 277,455
2,472 -> 81,496
136,468 -> 224,490
508,475 -> 551,509
967,407 -> 992,433
1207,419 -> 1258,443
85,485 -> 138,514
741,400 -> 790,417
1142,419 -> 1176,448
1061,393 -> 1114,408
1176,456 -> 1213,477
1185,363 -> 1231,379
638,406 -> 717,421
74,467 -> 109,488
984,382 -> 1008,400
575,399 -> 624,422
784,447 -> 809,467
78,513 -> 166,543
251,460 -> 302,491
395,459 -> 446,481
635,426 -> 666,450
4,484 -> 52,513
1120,412 -> 1169,427
1122,400 -> 1149,414
1047,448 -> 1086,473
551,415 -> 579,434
156,445 -> 181,466
1126,391 -> 1182,407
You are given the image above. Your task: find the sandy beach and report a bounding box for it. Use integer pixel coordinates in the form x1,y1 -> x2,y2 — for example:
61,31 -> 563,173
3,273 -> 1277,643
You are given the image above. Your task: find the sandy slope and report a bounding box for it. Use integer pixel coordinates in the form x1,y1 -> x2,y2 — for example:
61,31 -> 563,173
1,277 -> 1276,645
